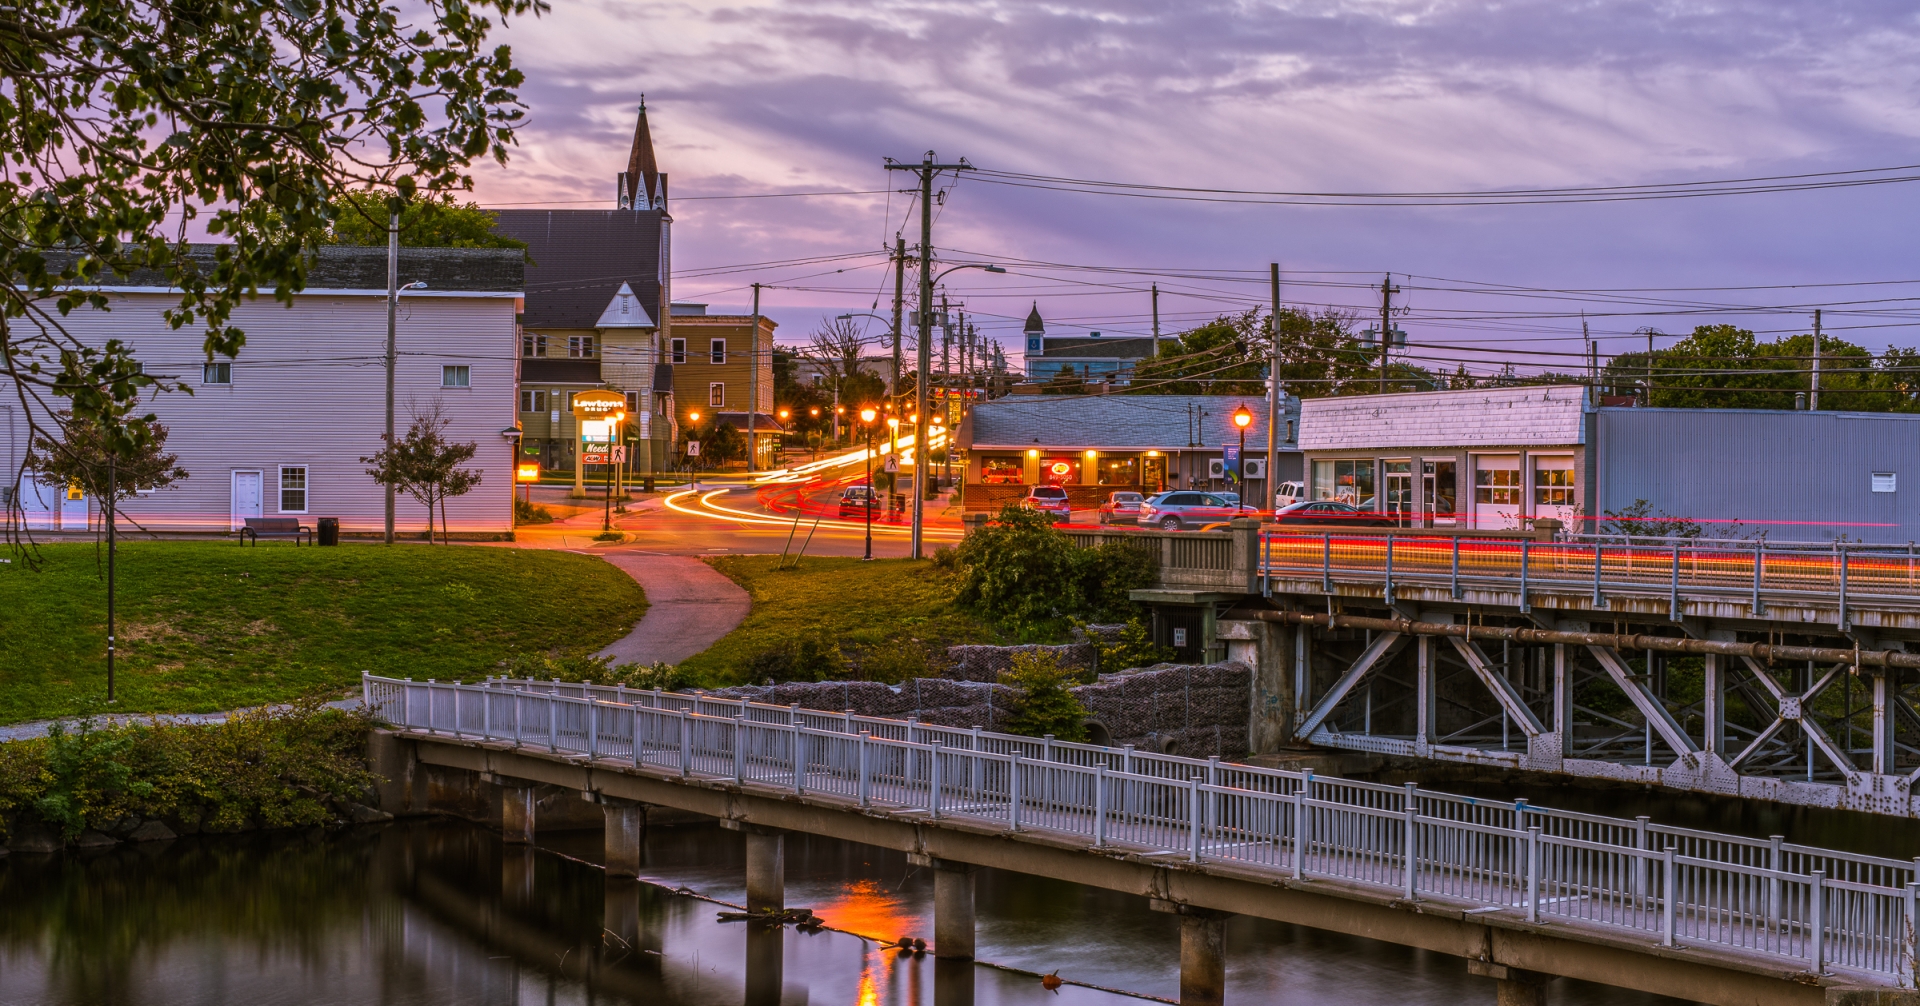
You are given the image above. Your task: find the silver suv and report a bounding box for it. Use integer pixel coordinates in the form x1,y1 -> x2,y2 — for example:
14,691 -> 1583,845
1137,491 -> 1247,530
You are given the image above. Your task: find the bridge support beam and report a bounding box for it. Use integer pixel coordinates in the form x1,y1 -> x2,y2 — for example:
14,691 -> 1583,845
494,782 -> 535,844
501,845 -> 536,908
1155,900 -> 1229,1006
1470,960 -> 1555,1006
724,821 -> 786,912
603,800 -> 645,878
913,853 -> 976,959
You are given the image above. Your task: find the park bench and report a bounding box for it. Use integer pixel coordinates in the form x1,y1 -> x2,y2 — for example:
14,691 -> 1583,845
239,516 -> 314,546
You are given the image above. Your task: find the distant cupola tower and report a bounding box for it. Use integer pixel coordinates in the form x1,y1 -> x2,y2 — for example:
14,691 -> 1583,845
1023,302 -> 1045,356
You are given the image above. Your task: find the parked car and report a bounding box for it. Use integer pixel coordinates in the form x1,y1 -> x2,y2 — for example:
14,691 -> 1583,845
1098,490 -> 1146,525
837,485 -> 880,518
1272,500 -> 1392,527
1137,491 -> 1245,530
1022,484 -> 1073,521
1274,481 -> 1306,508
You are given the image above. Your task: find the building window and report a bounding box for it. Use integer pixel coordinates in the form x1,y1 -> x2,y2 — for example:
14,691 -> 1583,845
671,338 -> 686,364
441,365 -> 470,388
1534,463 -> 1576,506
1475,467 -> 1522,505
202,362 -> 231,385
279,467 -> 308,513
520,389 -> 547,413
624,391 -> 640,414
1311,459 -> 1375,505
980,457 -> 1024,485
1873,472 -> 1897,493
569,335 -> 596,358
562,391 -> 576,412
522,333 -> 547,357
709,383 -> 725,408
710,338 -> 726,365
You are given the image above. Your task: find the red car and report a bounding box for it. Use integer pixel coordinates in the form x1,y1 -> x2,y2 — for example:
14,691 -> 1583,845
838,485 -> 880,518
1098,491 -> 1145,525
1022,485 -> 1072,522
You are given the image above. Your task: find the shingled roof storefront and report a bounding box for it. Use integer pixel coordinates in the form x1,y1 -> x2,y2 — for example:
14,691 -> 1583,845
956,394 -> 1302,511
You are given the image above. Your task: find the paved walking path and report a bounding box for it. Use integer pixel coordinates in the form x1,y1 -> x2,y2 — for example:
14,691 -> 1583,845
594,553 -> 751,666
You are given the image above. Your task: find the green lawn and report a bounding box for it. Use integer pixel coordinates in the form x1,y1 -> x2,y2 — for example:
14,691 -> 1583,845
677,555 -> 1007,684
0,542 -> 646,724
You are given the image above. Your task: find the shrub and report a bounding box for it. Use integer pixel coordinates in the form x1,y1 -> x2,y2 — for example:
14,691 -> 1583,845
0,697 -> 375,842
857,639 -> 941,684
1096,617 -> 1174,673
952,506 -> 1156,635
744,633 -> 848,684
514,497 -> 553,523
999,650 -> 1089,741
498,652 -> 699,691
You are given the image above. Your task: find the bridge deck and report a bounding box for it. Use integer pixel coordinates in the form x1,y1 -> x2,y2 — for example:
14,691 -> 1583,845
367,674 -> 1920,994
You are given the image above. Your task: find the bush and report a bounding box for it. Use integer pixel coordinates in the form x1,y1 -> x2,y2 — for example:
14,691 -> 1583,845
1096,617 -> 1174,673
952,506 -> 1156,635
0,697 -> 376,842
744,633 -> 848,684
999,650 -> 1089,741
498,652 -> 698,691
514,497 -> 553,523
857,638 -> 942,684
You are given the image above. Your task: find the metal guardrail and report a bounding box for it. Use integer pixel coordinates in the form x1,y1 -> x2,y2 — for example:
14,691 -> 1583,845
1260,532 -> 1920,619
368,673 -> 1920,982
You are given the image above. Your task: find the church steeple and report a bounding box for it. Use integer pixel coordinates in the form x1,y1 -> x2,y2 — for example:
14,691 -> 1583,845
1023,302 -> 1045,337
617,97 -> 666,211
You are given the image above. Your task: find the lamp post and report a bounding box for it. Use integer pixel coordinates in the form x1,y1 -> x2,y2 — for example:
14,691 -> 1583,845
1232,405 -> 1253,513
910,262 -> 1006,560
603,411 -> 624,531
860,406 -> 878,560
688,410 -> 701,490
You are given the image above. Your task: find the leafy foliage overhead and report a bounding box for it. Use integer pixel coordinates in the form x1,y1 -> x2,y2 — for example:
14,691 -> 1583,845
1603,324 -> 1920,412
0,0 -> 540,531
327,192 -> 527,249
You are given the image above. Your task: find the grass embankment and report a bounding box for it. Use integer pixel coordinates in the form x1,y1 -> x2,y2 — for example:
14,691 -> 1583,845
676,555 -> 1009,685
0,542 -> 647,725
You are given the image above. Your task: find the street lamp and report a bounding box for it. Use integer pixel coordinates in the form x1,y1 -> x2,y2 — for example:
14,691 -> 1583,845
1232,406 -> 1254,511
859,406 -> 879,560
911,263 -> 1007,560
603,410 -> 625,531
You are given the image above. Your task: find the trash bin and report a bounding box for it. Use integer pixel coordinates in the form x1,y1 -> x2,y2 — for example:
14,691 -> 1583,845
317,517 -> 339,546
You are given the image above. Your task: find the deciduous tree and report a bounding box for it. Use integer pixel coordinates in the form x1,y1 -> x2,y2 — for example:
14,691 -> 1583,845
361,406 -> 483,544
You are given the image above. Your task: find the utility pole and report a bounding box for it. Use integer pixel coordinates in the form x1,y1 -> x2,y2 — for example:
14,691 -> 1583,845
1646,328 -> 1655,405
105,450 -> 116,702
1266,263 -> 1282,515
748,282 -> 761,472
1151,283 -> 1161,354
891,236 -> 906,396
1812,308 -> 1823,411
384,210 -> 398,545
1377,273 -> 1397,395
885,151 -> 972,561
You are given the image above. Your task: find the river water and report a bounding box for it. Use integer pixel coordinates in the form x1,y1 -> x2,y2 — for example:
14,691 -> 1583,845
0,818 -> 1699,1006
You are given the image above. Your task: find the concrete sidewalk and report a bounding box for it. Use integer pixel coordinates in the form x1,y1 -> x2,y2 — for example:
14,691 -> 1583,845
595,554 -> 751,667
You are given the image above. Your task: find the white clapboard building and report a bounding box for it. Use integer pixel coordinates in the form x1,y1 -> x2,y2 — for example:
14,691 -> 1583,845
2,245 -> 524,535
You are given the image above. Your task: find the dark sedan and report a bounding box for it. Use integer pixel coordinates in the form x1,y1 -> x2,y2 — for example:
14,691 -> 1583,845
1273,500 -> 1393,527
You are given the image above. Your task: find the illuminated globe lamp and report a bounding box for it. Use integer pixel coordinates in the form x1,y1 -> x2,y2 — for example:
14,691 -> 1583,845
1231,405 -> 1255,512
858,406 -> 879,561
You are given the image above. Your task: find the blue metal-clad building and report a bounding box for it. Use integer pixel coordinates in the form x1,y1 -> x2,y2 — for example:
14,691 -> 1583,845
1596,407 -> 1920,543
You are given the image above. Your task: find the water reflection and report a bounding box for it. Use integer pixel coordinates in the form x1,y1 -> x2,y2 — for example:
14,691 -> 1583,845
0,820 -> 1703,1006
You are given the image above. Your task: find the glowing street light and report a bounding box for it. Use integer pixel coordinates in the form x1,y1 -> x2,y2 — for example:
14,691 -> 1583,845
859,406 -> 879,560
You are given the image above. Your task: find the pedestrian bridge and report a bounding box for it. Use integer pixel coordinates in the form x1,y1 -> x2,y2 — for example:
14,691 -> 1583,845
364,673 -> 1920,1006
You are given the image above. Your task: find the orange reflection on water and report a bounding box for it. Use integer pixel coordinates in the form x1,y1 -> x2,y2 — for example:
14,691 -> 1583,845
813,877 -> 926,945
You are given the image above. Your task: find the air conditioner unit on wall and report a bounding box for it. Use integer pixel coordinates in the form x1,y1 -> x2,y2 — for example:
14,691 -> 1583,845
1208,459 -> 1226,479
1243,458 -> 1266,480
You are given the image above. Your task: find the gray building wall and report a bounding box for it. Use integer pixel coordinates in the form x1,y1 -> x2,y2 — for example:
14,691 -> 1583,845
1596,407 -> 1920,543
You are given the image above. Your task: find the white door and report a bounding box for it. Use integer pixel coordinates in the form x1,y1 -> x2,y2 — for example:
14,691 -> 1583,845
58,485 -> 89,531
230,471 -> 262,530
1532,455 -> 1578,526
21,479 -> 57,530
1472,455 -> 1521,529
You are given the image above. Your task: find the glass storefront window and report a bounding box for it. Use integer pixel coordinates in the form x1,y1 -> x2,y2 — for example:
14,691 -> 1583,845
1475,467 -> 1522,505
1384,460 -> 1413,517
1098,456 -> 1139,486
1423,460 -> 1456,517
1535,463 -> 1576,506
980,457 -> 1025,484
1312,459 -> 1376,506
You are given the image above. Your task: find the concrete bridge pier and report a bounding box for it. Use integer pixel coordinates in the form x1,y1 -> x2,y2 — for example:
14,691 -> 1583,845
723,821 -> 786,912
492,780 -> 536,844
744,924 -> 784,1006
933,956 -> 975,1005
1155,900 -> 1230,1006
910,853 -> 976,959
1470,961 -> 1556,1005
604,877 -> 641,957
602,799 -> 646,878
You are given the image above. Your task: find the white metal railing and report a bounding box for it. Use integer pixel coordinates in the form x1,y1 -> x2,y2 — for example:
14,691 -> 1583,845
367,673 -> 1920,983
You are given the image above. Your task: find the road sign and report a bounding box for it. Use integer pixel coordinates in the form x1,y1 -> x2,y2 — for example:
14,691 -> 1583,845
882,453 -> 900,473
571,389 -> 626,421
686,441 -> 701,457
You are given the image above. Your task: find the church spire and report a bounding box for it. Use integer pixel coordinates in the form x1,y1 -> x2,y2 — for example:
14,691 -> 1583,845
620,97 -> 664,211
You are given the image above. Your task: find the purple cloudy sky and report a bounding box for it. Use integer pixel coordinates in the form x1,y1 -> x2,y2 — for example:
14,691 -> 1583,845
467,0 -> 1920,376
